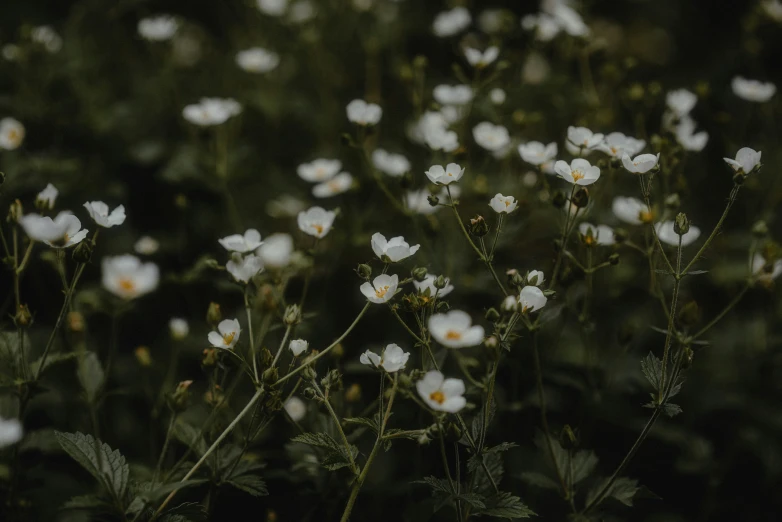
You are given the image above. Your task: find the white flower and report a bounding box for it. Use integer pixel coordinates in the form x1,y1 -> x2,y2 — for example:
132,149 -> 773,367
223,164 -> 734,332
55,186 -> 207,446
489,194 -> 518,214
371,233 -> 420,262
0,117 -> 24,150
289,338 -> 309,356
732,76 -> 777,102
0,416 -> 23,449
599,132 -> 645,158
489,88 -> 506,105
518,285 -> 547,313
360,343 -> 410,373
83,201 -> 126,228
579,222 -> 615,245
762,0 -> 782,21
522,51 -> 551,85
372,149 -> 410,177
413,111 -> 459,152
674,117 -> 709,152
312,172 -> 353,198
724,147 -> 761,174
464,46 -> 499,68
169,318 -> 189,340
519,141 -> 557,166
753,254 -> 782,281
478,9 -> 507,34
36,184 -> 58,210
433,84 -> 473,106
655,221 -> 701,247
416,371 -> 466,413
425,163 -> 464,185
31,26 -> 62,53
521,14 -> 561,41
527,270 -> 545,286
226,253 -> 264,283
208,318 -> 241,349
429,310 -> 484,348
18,212 -> 88,248
182,98 -> 242,126
612,196 -> 652,225
404,189 -> 441,215
219,229 -> 263,253
256,233 -> 294,268
472,122 -> 510,152
134,236 -> 159,255
621,153 -> 660,174
414,274 -> 454,297
102,255 -> 159,299
666,89 -> 697,117
297,207 -> 336,238
346,99 -> 382,126
257,0 -> 288,16
567,126 -> 604,150
138,15 -> 178,41
297,159 -> 342,183
554,158 -> 600,185
2,44 -> 21,62
284,397 -> 306,421
360,274 -> 399,304
432,7 -> 471,37
236,47 -> 279,73
546,2 -> 589,36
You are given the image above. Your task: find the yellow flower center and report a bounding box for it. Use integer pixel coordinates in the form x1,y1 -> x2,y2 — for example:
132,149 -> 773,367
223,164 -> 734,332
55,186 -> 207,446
610,146 -> 618,155
639,210 -> 653,223
375,285 -> 390,298
315,167 -> 326,180
312,223 -> 324,235
571,170 -> 585,182
522,305 -> 531,314
327,180 -> 341,192
222,332 -> 236,345
8,129 -> 21,145
430,391 -> 446,404
445,330 -> 462,340
504,200 -> 511,207
119,277 -> 136,293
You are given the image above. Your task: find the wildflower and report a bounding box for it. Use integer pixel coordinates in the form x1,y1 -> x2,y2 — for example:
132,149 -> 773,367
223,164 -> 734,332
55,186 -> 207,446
219,229 -> 263,253
519,141 -> 557,166
432,7 -> 471,37
723,147 -> 761,174
404,189 -> 440,215
256,233 -> 294,268
134,236 -> 160,255
236,47 -> 279,73
521,14 -> 561,42
527,270 -> 545,286
83,201 -> 126,228
416,371 -> 466,413
599,132 -> 646,158
372,149 -> 410,177
752,254 -> 782,281
0,117 -> 24,150
612,196 -> 652,225
346,99 -> 382,126
208,318 -> 241,349
102,255 -> 160,299
257,0 -> 288,16
518,286 -> 547,313
312,172 -> 353,198
36,184 -> 58,210
554,158 -> 600,185
360,274 -> 399,304
413,111 -> 459,152
655,221 -> 701,246
182,98 -> 242,126
2,44 -> 21,62
761,0 -> 782,21
226,253 -> 264,283
579,222 -> 615,246
297,159 -> 342,182
489,88 -> 506,105
297,206 -> 336,238
674,116 -> 709,152
360,343 -> 410,373
433,84 -> 474,106
284,397 -> 306,421
567,126 -> 604,150
137,15 -> 178,41
169,318 -> 189,340
429,310 -> 484,348
522,52 -> 551,84
731,76 -> 777,102
19,212 -> 88,248
31,26 -> 62,53
666,89 -> 697,117
425,163 -> 464,185
546,2 -> 589,36
289,1 -> 315,23
414,274 -> 454,298
464,46 -> 500,68
0,416 -> 23,449
489,193 -> 518,214
621,153 -> 660,174
472,122 -> 510,152
289,339 -> 309,356
371,233 -> 420,262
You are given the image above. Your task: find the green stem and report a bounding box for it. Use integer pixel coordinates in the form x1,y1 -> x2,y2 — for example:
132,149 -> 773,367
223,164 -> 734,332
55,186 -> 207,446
152,414 -> 176,483
682,184 -> 741,275
312,379 -> 358,474
692,283 -> 750,340
658,237 -> 682,404
245,291 -> 259,382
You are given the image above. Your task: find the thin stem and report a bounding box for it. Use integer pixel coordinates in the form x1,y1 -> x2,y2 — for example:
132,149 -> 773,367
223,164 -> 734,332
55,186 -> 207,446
638,175 -> 675,275
692,283 -> 750,340
682,184 -> 741,275
270,325 -> 292,372
658,237 -> 682,404
549,185 -> 579,289
446,185 -> 485,261
312,379 -> 358,474
438,425 -> 463,522
152,414 -> 177,483
489,214 -> 504,259
245,291 -> 259,382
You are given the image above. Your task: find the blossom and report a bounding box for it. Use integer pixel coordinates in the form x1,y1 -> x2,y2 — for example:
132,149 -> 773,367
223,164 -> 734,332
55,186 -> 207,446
674,116 -> 709,152
478,9 -> 507,34
416,371 -> 466,413
489,88 -> 506,105
360,343 -> 410,373
31,26 -> 62,53
752,254 -> 782,281
518,286 -> 547,313
346,99 -> 382,126
472,122 -> 510,152
235,47 -> 279,73
0,117 -> 24,150
19,212 -> 88,248
413,111 -> 459,152
762,0 -> 782,21
545,1 -> 589,36
289,339 -> 309,356
621,153 -> 660,174
297,207 -> 336,238
134,236 -> 159,255
433,84 -> 473,106
404,189 -> 446,215
83,201 -> 126,228
489,194 -> 518,214
519,141 -> 557,166
102,255 -> 159,299
208,318 -> 241,349
599,132 -> 645,158
464,46 -> 499,68
257,0 -> 288,16
360,274 -> 399,304
0,416 -> 23,449
256,233 -> 294,268
182,98 -> 242,126
36,184 -> 58,210
289,0 -> 315,22
226,253 -> 264,283
219,229 -> 263,253
297,159 -> 342,182
731,76 -> 777,102
138,15 -> 178,41
284,397 -> 306,421
372,149 -> 410,177
612,196 -> 652,225
567,126 -> 604,150
425,163 -> 464,185
724,147 -> 761,174
666,89 -> 697,117
312,172 -> 353,198
521,14 -> 561,42
655,221 -> 701,246
371,233 -> 420,262
527,270 -> 545,286
432,7 -> 471,37
522,52 -> 551,84
579,222 -> 615,246
169,318 -> 189,340
554,158 -> 600,185
414,274 -> 454,298
429,310 -> 484,348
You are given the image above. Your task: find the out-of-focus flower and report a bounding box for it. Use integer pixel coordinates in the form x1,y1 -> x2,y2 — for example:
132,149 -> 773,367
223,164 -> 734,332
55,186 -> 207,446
31,26 -> 62,53
19,212 -> 88,248
289,1 -> 316,23
169,318 -> 189,340
2,44 -> 21,62
674,116 -> 708,152
102,255 -> 159,299
289,338 -> 309,356
414,274 -> 454,297
138,15 -> 178,41
554,159 -> 600,185
219,229 -> 263,253
752,254 -> 782,281
761,0 -> 782,21
298,159 -> 342,183
522,51 -> 551,84
415,111 -> 459,152
489,194 -> 518,214
134,236 -> 160,255
545,1 -> 589,36
312,172 -> 353,198
599,132 -> 645,158
432,7 -> 471,37
257,0 -> 288,16
425,163 -> 464,185
612,196 -> 652,225
0,118 -> 24,150
723,147 -> 761,174
567,126 -> 604,150
519,141 -> 557,166
297,207 -> 336,238
621,153 -> 660,174
416,371 -> 466,413
360,343 -> 410,373
404,188 -> 451,215
36,184 -> 58,210
236,47 -> 279,73
0,416 -> 23,449
521,14 -> 561,41
429,310 -> 484,348
226,253 -> 264,283
360,274 -> 399,304
433,84 -> 473,106
84,201 -> 126,228
666,89 -> 697,117
473,122 -> 510,152
346,99 -> 382,126
518,285 -> 547,312
267,195 -> 307,218
208,318 -> 241,349
464,46 -> 499,68
527,270 -> 545,286
655,221 -> 701,246
489,88 -> 506,105
372,149 -> 410,177
579,222 -> 615,246
256,233 -> 293,268
182,98 -> 241,126
371,233 -> 420,262
284,397 -> 306,421
732,76 -> 776,102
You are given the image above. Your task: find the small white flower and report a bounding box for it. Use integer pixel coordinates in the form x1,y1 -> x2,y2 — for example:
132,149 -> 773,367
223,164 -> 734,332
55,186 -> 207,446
31,26 -> 62,53
666,89 -> 697,117
36,184 -> 58,210
360,274 -> 399,304
567,126 -> 604,150
18,212 -> 88,248
599,132 -> 645,158
425,163 -> 464,185
256,233 -> 294,268
489,193 -> 518,214
297,159 -> 342,183
472,122 -> 510,152
182,98 -> 242,126
762,0 -> 782,21
416,371 -> 466,413
360,343 -> 410,373
219,229 -> 263,253
134,236 -> 159,255
346,99 -> 382,126
208,319 -> 241,349
236,47 -> 280,73
2,44 -> 21,62
284,397 -> 307,421
372,149 -> 410,177
169,318 -> 189,340
84,201 -> 126,228
674,116 -> 709,152
547,2 -> 589,36
527,270 -> 545,286
414,111 -> 459,152
257,0 -> 289,16
102,255 -> 159,299
723,147 -> 761,174
0,416 -> 23,449
655,221 -> 701,246
612,196 -> 652,225
371,233 -> 420,262
297,206 -> 336,238
432,7 -> 471,37
464,46 -> 499,68
312,172 -> 353,198
521,14 -> 561,42
732,76 -> 777,103
621,153 -> 660,174
138,15 -> 178,41
519,141 -> 557,166
289,338 -> 309,356
429,310 -> 484,348
226,253 -> 264,283
518,285 -> 547,313
267,194 -> 307,218
289,0 -> 316,23
433,84 -> 473,106
753,254 -> 782,281
414,274 -> 454,298
489,88 -> 506,105
0,117 -> 25,150
579,222 -> 615,246
522,51 -> 551,85
554,158 -> 600,185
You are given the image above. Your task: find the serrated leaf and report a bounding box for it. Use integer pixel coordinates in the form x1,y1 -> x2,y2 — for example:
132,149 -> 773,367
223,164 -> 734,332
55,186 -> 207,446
172,420 -> 207,457
467,450 -> 504,495
158,501 -> 208,522
473,491 -> 535,518
640,352 -> 662,392
226,474 -> 268,497
485,442 -> 518,455
343,416 -> 380,434
55,431 -> 130,501
661,402 -> 682,417
586,477 -> 640,508
291,432 -> 357,473
570,449 -> 599,485
531,432 -> 597,487
77,352 -> 105,402
29,351 -> 78,377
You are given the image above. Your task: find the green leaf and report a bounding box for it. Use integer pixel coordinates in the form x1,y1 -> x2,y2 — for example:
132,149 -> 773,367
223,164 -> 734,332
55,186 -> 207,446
343,416 -> 380,434
55,431 -> 130,501
291,432 -> 357,473
570,449 -> 599,485
467,450 -> 504,495
640,352 -> 662,392
686,269 -> 709,276
172,420 -> 207,457
531,432 -> 598,488
158,501 -> 208,522
61,494 -> 113,512
29,351 -> 78,377
586,477 -> 640,508
226,474 -> 268,497
661,402 -> 682,417
77,352 -> 105,402
519,471 -> 560,490
473,491 -> 536,518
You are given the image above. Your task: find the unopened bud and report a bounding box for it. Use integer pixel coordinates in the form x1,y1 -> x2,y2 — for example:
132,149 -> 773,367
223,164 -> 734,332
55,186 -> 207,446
206,302 -> 222,327
301,364 -> 317,381
485,308 -> 500,322
484,335 -> 499,349
572,188 -> 589,208
559,425 -> 579,449
435,301 -> 450,313
412,267 -> 428,282
509,271 -> 525,288
262,367 -> 279,385
552,191 -> 566,209
433,275 -> 448,289
171,380 -> 193,410
202,348 -> 218,367
14,304 -> 32,327
134,346 -> 152,367
427,194 -> 439,207
681,346 -> 694,369
284,304 -> 301,325
72,239 -> 94,264
7,199 -> 22,222
673,212 -> 690,236
356,263 -> 372,280
469,215 -> 489,237
68,311 -> 85,333
677,300 -> 700,327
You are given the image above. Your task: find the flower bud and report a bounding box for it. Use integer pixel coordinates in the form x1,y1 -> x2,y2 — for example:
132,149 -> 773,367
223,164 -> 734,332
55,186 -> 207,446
72,239 -> 94,264
206,302 -> 222,327
484,335 -> 499,349
134,346 -> 152,367
664,193 -> 680,210
412,267 -> 428,282
301,364 -> 317,381
559,424 -> 579,450
509,271 -> 525,288
677,300 -> 700,327
612,228 -> 628,244
673,212 -> 690,236
303,386 -> 318,400
202,348 -> 218,366
609,253 -> 620,265
501,295 -> 518,313
7,199 -> 22,222
321,369 -> 342,391
284,304 -> 301,325
752,220 -> 768,239
444,421 -> 462,443
262,367 -> 279,385
355,263 -> 372,280
68,311 -> 85,333
330,343 -> 344,359
427,194 -> 439,207
551,191 -> 566,209
469,215 -> 489,237
435,301 -> 450,313
572,188 -> 589,208
171,380 -> 193,411
433,275 -> 448,289
681,346 -> 694,369
344,383 -> 362,403
14,304 -> 32,328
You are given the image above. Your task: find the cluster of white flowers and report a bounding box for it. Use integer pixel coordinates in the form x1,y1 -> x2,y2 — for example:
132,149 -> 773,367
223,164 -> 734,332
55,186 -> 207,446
297,158 -> 353,198
182,97 -> 242,126
664,88 -> 709,152
522,0 -> 589,42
